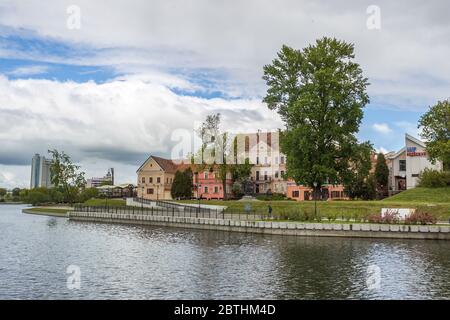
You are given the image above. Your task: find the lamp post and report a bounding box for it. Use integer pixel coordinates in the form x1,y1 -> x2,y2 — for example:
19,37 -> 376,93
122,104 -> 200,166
141,186 -> 144,211
313,181 -> 318,217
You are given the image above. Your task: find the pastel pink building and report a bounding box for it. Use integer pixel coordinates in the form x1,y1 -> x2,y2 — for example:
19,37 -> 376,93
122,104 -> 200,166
194,166 -> 233,200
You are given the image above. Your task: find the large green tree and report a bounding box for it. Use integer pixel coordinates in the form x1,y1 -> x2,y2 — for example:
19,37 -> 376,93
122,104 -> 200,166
418,99 -> 450,169
0,188 -> 6,198
263,37 -> 370,195
374,152 -> 389,191
48,149 -> 86,203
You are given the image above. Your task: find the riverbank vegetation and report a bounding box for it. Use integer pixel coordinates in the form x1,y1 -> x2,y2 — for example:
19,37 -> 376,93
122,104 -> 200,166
23,207 -> 70,217
177,187 -> 450,221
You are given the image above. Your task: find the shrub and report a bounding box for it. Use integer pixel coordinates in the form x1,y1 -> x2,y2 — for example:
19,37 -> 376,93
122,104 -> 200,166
326,213 -> 336,221
418,169 -> 450,188
256,193 -> 287,201
405,211 -> 437,225
27,191 -> 51,206
367,213 -> 382,223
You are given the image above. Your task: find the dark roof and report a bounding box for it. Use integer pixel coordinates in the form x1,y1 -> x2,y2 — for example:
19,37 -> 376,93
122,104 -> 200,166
137,155 -> 195,174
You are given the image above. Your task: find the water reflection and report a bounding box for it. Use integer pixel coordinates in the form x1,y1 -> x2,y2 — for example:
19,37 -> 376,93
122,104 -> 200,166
1,205 -> 449,299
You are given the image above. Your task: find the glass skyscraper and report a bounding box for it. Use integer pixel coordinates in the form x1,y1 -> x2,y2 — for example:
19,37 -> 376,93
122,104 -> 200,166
30,154 -> 53,189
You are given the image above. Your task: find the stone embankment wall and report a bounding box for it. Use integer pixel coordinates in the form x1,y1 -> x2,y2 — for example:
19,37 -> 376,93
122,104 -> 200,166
68,211 -> 450,240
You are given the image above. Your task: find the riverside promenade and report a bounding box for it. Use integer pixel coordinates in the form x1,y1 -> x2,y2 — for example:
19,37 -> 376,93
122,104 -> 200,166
68,204 -> 450,240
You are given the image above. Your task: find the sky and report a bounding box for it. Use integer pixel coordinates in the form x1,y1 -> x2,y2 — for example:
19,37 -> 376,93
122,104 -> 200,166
0,0 -> 449,189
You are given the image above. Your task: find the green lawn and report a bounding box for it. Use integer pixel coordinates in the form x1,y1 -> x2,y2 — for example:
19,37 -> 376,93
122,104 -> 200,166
177,187 -> 450,220
83,198 -> 127,207
383,187 -> 450,203
23,207 -> 69,217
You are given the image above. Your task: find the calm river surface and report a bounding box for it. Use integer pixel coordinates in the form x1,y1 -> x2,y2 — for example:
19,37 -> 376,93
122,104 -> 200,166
1,204 -> 450,299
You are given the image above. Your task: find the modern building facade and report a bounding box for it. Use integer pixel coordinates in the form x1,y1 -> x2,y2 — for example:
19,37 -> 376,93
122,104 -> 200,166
86,168 -> 114,188
30,154 -> 53,189
386,134 -> 443,191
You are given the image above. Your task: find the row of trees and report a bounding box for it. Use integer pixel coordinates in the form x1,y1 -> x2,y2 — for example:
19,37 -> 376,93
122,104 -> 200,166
0,187 -> 21,202
1,149 -> 93,205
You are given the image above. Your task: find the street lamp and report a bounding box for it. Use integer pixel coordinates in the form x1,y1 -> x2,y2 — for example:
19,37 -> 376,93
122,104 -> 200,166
313,181 -> 318,217
141,186 -> 144,211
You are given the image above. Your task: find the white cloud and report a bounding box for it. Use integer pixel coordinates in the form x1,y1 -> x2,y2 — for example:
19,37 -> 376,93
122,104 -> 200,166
394,120 -> 424,139
0,75 -> 283,186
0,0 -> 449,104
375,146 -> 389,154
6,65 -> 49,77
372,123 -> 392,134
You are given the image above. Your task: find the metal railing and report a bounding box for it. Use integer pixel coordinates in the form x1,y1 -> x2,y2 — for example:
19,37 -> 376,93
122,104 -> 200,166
73,204 -> 266,221
133,197 -> 220,214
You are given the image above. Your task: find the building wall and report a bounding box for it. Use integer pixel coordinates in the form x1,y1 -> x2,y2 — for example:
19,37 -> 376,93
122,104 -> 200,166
287,183 -> 348,201
387,135 -> 443,191
137,158 -> 174,200
405,137 -> 443,189
195,169 -> 233,200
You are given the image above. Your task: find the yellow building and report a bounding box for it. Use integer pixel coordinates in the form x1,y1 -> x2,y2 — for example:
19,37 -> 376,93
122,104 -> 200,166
136,156 -> 190,200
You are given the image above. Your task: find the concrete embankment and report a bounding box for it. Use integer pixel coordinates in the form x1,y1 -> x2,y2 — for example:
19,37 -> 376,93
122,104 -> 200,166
68,211 -> 450,240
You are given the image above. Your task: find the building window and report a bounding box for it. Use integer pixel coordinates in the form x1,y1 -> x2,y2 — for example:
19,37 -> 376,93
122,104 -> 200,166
264,171 -> 268,181
292,190 -> 299,198
214,186 -> 219,193
149,177 -> 153,183
280,171 -> 285,179
204,186 -> 209,193
256,156 -> 259,165
399,160 -> 406,171
204,172 -> 208,179
280,156 -> 285,164
275,171 -> 279,179
157,177 -> 161,183
147,188 -> 154,195
256,171 -> 260,181
141,177 -> 145,183
331,191 -> 340,198
412,174 -> 419,178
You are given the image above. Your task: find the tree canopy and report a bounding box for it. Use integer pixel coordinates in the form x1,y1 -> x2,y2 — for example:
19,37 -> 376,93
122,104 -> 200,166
374,152 -> 389,190
263,37 -> 371,191
48,149 -> 86,203
418,99 -> 450,169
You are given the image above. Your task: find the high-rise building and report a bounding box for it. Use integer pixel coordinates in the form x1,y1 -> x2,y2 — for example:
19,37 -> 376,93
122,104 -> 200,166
30,154 -> 53,189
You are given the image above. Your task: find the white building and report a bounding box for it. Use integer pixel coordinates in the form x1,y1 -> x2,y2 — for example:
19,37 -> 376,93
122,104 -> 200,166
386,134 -> 443,191
86,168 -> 114,188
30,154 -> 53,189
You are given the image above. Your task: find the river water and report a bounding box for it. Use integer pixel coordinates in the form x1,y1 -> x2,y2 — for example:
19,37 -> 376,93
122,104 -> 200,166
1,204 -> 450,299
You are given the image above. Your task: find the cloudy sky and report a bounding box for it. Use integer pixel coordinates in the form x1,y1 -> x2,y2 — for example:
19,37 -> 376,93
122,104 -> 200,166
0,0 -> 449,188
